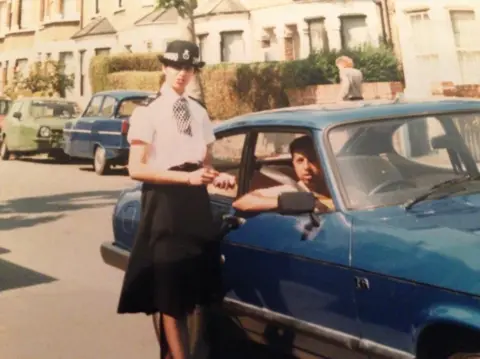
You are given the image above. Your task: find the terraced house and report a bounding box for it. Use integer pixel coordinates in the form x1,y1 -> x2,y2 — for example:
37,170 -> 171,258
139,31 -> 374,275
0,0 -> 80,95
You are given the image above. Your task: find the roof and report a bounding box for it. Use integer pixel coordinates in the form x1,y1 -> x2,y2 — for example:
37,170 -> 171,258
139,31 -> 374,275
135,7 -> 178,25
215,98 -> 480,133
93,90 -> 156,100
195,0 -> 248,17
71,17 -> 116,39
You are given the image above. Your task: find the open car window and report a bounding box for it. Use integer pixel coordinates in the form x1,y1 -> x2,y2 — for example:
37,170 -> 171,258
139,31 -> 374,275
328,112 -> 480,210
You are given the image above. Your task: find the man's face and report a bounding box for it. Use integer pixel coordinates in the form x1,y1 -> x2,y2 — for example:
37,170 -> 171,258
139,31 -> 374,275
292,148 -> 323,186
163,65 -> 195,93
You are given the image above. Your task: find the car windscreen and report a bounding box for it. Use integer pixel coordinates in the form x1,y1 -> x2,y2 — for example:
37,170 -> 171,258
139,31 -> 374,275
30,100 -> 81,119
327,111 -> 480,210
116,97 -> 150,118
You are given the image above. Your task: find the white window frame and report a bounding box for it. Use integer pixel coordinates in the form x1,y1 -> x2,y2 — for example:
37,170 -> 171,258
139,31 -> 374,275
408,10 -> 441,84
449,9 -> 480,84
340,15 -> 370,49
220,31 -> 245,63
307,18 -> 327,53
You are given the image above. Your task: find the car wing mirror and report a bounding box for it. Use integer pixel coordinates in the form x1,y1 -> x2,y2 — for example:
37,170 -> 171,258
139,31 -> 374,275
431,134 -> 454,150
278,192 -> 322,240
278,192 -> 316,214
12,111 -> 21,120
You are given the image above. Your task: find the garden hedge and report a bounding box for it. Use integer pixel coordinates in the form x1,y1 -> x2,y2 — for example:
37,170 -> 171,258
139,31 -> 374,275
90,45 -> 403,120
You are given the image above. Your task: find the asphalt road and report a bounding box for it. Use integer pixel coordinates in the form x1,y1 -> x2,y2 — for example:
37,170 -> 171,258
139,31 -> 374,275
0,157 -> 160,359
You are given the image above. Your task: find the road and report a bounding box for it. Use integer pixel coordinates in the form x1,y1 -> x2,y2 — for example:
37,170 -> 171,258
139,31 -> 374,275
0,158 -> 159,359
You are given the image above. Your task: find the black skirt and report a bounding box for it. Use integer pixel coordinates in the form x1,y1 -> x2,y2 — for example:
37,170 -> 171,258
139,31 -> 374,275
117,163 -> 223,318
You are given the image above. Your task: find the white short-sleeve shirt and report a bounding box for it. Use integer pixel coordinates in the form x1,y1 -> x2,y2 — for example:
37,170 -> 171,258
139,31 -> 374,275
127,84 -> 215,171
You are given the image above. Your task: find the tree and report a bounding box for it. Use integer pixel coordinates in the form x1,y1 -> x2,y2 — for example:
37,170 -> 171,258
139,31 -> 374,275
156,0 -> 205,103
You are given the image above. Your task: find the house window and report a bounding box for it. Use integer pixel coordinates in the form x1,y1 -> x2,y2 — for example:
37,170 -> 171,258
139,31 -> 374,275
19,0 -> 33,29
408,11 -> 441,84
95,47 -> 110,56
450,10 -> 480,84
340,15 -> 369,49
59,52 -> 75,76
62,0 -> 77,16
220,31 -> 245,63
198,34 -> 208,61
307,18 -> 328,53
15,58 -> 29,79
0,3 -> 5,34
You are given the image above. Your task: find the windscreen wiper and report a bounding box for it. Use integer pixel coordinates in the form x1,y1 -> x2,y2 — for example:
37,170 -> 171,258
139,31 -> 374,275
404,174 -> 480,210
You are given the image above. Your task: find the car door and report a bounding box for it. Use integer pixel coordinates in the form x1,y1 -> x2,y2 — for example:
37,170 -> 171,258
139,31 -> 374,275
219,128 -> 364,359
71,95 -> 104,157
90,95 -> 119,154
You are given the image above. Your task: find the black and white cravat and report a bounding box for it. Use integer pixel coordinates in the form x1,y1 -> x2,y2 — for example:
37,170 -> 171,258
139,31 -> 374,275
172,97 -> 192,136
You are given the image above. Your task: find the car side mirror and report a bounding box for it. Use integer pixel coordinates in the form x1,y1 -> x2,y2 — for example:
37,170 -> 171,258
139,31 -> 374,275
12,111 -> 21,119
431,135 -> 451,150
278,192 -> 316,214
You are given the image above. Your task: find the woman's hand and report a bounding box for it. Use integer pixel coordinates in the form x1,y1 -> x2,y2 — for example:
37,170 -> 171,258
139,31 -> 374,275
187,167 -> 219,185
213,173 -> 236,189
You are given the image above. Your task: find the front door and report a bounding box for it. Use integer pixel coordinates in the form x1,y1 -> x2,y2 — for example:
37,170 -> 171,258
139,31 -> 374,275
220,129 -> 362,359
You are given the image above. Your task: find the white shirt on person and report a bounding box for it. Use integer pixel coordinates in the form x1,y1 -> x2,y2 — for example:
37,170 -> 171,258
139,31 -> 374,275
127,83 -> 215,171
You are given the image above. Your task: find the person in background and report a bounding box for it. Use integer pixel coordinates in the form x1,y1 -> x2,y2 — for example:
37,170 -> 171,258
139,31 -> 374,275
336,55 -> 364,102
233,135 -> 334,213
116,40 -> 235,359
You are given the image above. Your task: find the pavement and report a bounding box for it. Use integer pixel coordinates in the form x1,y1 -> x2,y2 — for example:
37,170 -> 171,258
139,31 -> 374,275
0,157 -> 159,359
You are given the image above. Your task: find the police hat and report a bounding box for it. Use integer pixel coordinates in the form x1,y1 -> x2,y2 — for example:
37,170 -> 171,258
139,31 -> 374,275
158,40 -> 205,69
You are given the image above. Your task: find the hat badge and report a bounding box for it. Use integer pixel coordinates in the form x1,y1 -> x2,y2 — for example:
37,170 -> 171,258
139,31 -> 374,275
183,49 -> 190,60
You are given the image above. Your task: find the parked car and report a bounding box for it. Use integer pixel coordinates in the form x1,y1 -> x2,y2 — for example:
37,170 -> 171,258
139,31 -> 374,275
62,90 -> 155,175
0,97 -> 80,161
101,98 -> 480,359
0,95 -> 12,132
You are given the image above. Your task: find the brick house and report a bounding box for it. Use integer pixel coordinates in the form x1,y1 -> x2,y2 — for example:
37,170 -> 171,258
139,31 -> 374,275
0,0 -> 81,95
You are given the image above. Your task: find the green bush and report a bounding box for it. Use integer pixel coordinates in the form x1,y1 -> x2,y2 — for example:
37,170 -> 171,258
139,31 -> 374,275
90,52 -> 162,93
89,45 -> 403,120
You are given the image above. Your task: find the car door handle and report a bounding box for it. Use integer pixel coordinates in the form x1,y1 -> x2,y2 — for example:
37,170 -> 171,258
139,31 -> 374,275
222,214 -> 245,228
355,276 -> 370,290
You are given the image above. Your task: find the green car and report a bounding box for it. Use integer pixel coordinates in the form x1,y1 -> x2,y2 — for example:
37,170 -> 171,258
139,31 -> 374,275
0,97 -> 81,161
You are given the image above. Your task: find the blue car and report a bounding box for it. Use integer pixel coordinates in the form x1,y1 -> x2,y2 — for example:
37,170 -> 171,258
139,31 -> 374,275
101,98 -> 480,359
63,90 -> 155,175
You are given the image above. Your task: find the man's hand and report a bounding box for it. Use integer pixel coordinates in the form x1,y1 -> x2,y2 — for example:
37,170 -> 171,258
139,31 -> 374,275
188,168 -> 219,185
212,173 -> 236,189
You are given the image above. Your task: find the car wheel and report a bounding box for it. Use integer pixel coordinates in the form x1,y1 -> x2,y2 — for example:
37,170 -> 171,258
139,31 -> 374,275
93,146 -> 110,175
0,139 -> 10,160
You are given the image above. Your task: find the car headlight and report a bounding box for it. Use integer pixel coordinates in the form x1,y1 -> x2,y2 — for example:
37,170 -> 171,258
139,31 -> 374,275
38,126 -> 51,138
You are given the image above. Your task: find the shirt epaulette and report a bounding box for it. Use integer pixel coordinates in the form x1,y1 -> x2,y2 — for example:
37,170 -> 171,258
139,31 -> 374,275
188,96 -> 207,110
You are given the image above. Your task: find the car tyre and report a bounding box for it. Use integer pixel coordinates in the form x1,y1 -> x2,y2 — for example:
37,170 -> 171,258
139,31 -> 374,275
93,146 -> 110,175
0,139 -> 10,160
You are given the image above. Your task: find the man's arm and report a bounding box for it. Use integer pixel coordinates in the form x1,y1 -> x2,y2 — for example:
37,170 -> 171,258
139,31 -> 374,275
337,71 -> 351,102
232,185 -> 290,212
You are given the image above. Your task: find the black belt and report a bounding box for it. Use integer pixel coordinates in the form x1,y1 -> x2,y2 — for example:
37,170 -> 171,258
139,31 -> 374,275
348,96 -> 364,101
169,162 -> 202,172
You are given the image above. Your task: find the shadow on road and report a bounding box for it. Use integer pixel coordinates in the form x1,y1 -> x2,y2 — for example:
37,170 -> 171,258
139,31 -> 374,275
18,157 -> 91,166
0,257 -> 57,293
79,167 -> 129,176
0,190 -> 123,231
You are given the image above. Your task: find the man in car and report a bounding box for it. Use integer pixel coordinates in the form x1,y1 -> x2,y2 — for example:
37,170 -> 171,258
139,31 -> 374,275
233,135 -> 334,212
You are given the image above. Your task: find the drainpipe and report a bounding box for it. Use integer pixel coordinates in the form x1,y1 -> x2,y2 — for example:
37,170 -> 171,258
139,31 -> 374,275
80,0 -> 84,29
372,0 -> 389,44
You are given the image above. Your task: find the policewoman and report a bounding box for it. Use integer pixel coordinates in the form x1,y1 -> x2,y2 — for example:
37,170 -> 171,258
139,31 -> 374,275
117,40 -> 235,359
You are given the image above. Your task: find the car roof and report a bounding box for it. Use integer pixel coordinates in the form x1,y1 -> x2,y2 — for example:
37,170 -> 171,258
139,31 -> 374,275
19,97 -> 77,103
215,97 -> 480,132
93,89 -> 155,100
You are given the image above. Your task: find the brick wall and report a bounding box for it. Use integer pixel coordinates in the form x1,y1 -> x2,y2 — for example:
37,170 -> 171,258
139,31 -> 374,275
432,81 -> 480,98
286,82 -> 404,106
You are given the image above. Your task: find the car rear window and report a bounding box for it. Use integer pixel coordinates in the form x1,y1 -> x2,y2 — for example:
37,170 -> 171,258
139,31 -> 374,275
117,97 -> 150,118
